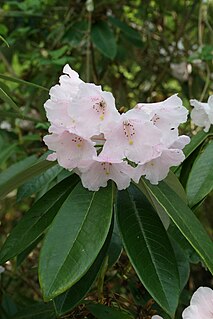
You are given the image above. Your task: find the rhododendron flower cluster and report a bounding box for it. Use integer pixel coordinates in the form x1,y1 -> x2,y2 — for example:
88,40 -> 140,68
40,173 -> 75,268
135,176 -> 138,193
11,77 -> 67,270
43,64 -> 190,191
190,95 -> 213,132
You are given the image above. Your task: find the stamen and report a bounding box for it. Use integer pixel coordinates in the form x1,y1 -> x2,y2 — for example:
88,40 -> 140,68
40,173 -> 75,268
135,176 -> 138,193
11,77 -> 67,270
92,97 -> 107,120
101,162 -> 112,175
123,121 -> 135,145
71,135 -> 83,148
152,113 -> 160,125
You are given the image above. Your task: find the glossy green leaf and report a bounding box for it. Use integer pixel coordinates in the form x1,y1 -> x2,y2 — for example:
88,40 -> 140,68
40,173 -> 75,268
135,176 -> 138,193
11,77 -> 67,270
173,130 -> 212,174
169,237 -> 190,292
13,302 -> 56,319
186,141 -> 213,207
87,304 -> 134,319
136,171 -> 187,230
39,182 -> 114,300
0,73 -> 48,91
16,164 -> 63,202
183,130 -> 212,158
91,21 -> 117,59
16,236 -> 43,267
0,156 -> 56,200
107,219 -> 122,267
0,175 -> 79,264
137,179 -> 213,274
53,220 -> 113,316
117,185 -> 180,316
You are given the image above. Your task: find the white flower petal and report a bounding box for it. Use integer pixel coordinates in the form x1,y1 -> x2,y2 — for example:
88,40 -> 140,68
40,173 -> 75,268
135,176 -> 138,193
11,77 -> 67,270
182,287 -> 213,319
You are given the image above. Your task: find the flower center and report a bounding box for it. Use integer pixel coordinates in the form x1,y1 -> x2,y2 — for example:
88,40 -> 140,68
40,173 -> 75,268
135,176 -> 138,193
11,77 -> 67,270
71,135 -> 83,148
101,162 -> 112,175
123,121 -> 135,145
92,97 -> 107,120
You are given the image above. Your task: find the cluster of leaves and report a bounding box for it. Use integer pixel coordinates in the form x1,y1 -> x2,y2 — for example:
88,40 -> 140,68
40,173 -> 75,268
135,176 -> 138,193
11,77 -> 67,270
0,0 -> 213,318
0,130 -> 213,319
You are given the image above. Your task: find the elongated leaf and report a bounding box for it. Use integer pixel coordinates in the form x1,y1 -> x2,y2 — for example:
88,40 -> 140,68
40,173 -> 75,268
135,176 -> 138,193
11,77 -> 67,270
169,237 -> 190,292
87,304 -> 134,319
54,220 -> 113,316
0,35 -> 9,47
39,183 -> 114,300
0,143 -> 17,165
137,179 -> 213,274
91,21 -> 117,59
0,73 -> 48,91
186,141 -> 213,207
107,219 -> 122,267
108,16 -> 143,47
0,87 -> 20,112
183,130 -> 213,159
117,185 -> 180,316
109,16 -> 141,41
13,302 -> 56,319
16,236 -> 43,267
0,156 -> 56,200
0,175 -> 79,264
174,130 -> 213,173
17,165 -> 63,202
0,110 -> 41,123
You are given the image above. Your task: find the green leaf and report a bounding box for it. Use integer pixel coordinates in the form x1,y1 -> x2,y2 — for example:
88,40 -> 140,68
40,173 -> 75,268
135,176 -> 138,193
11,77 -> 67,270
0,175 -> 79,264
16,165 -> 63,202
53,220 -> 113,316
16,236 -> 43,267
0,35 -> 9,47
186,141 -> 213,207
116,185 -> 180,316
108,16 -> 143,47
13,302 -> 56,319
183,130 -> 212,159
0,74 -> 48,91
91,21 -> 117,59
0,87 -> 21,113
109,16 -> 141,40
0,143 -> 17,166
0,156 -> 56,200
0,110 -> 41,123
169,237 -> 190,292
39,183 -> 114,300
107,219 -> 122,267
137,179 -> 213,274
87,304 -> 134,319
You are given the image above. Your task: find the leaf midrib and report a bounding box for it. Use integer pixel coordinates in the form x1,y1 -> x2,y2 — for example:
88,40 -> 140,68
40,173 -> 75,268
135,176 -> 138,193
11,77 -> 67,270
129,193 -> 171,311
46,191 -> 96,296
144,182 -> 213,273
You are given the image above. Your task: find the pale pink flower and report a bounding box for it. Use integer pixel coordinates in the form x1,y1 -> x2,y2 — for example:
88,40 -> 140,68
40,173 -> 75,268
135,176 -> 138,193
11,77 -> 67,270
152,316 -> 164,319
43,131 -> 96,170
190,95 -> 213,132
103,111 -> 162,164
68,82 -> 120,137
44,64 -> 83,131
182,287 -> 213,319
135,94 -> 188,130
132,130 -> 190,184
78,155 -> 133,191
